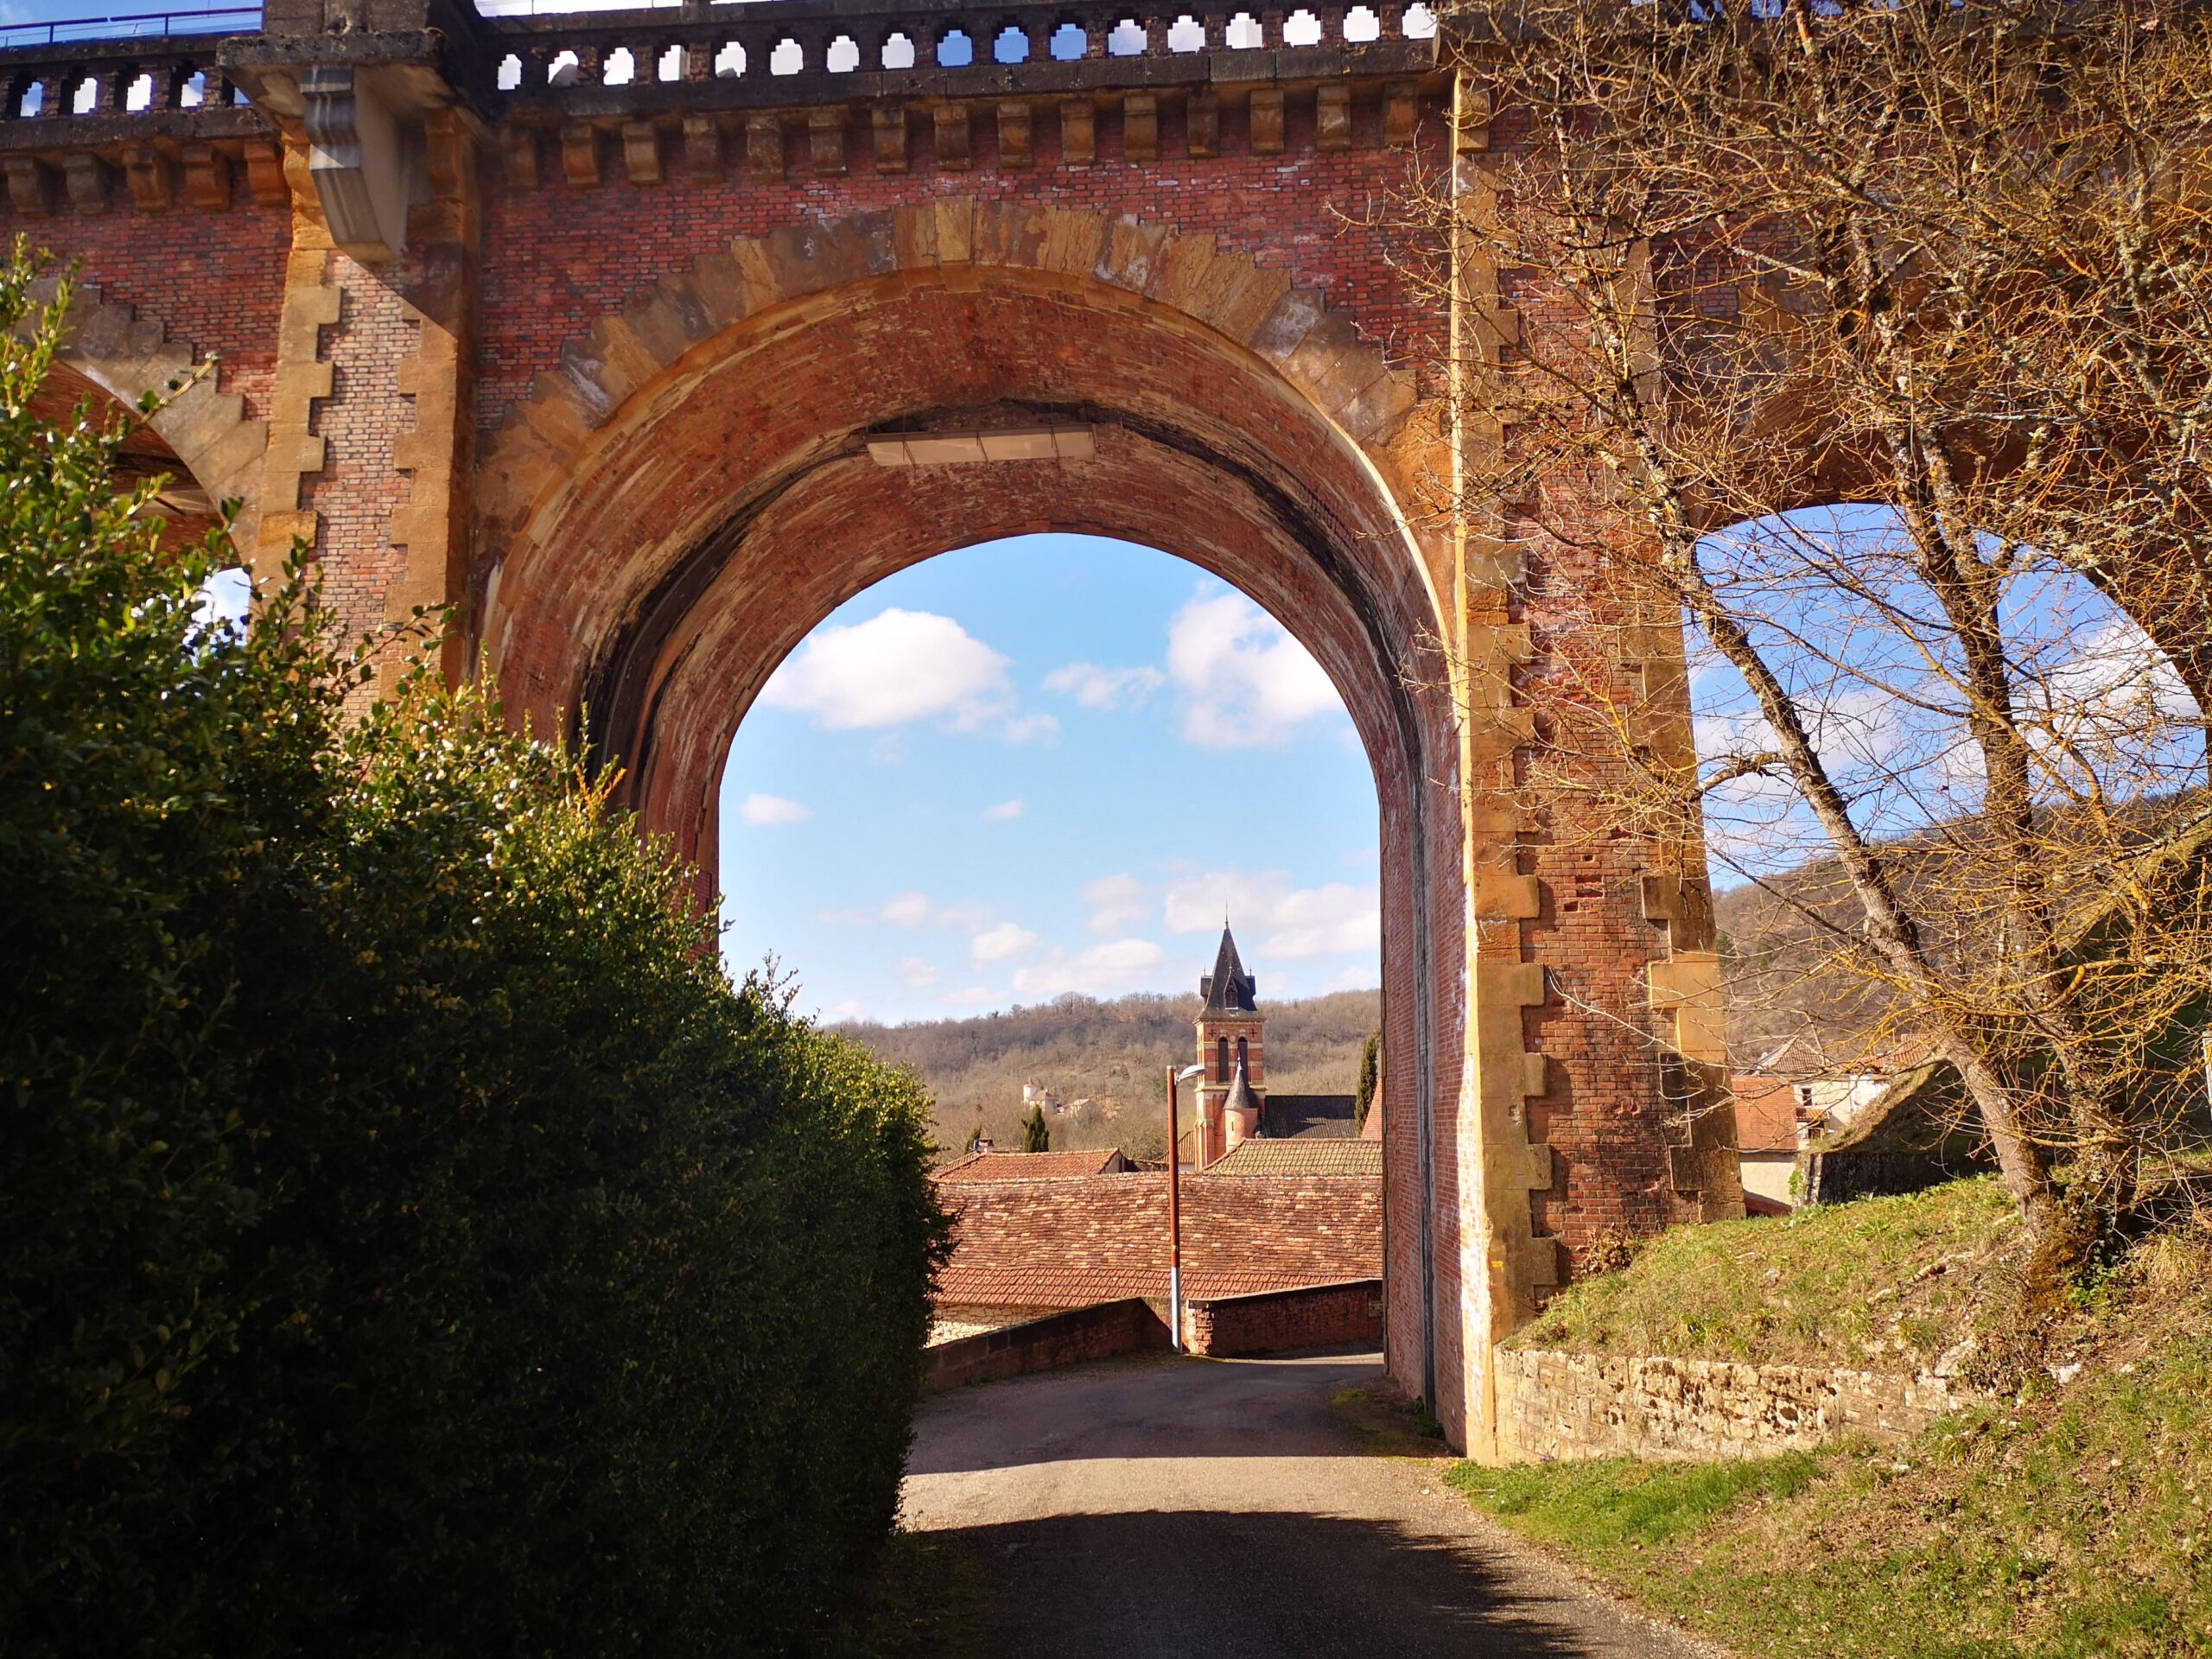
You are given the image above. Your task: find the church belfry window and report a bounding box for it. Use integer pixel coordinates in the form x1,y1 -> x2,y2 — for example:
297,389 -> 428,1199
1236,1036 -> 1249,1072
1217,1036 -> 1230,1082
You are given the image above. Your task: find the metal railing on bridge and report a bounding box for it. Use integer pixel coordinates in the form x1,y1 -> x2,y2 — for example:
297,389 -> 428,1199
0,5 -> 258,48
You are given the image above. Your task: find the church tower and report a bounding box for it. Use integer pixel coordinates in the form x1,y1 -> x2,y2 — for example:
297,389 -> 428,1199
1193,924 -> 1265,1168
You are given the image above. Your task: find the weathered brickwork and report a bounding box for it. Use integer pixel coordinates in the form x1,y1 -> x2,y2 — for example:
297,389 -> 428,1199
22,201 -> 291,425
476,119 -> 1447,439
304,251 -> 421,620
1185,1278 -> 1384,1357
1495,1346 -> 1981,1463
923,1298 -> 1169,1392
0,0 -> 1744,1455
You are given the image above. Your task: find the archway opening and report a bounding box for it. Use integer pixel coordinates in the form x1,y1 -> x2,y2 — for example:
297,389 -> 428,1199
477,217 -> 1461,1422
719,531 -> 1385,1165
1681,503 -> 2210,1210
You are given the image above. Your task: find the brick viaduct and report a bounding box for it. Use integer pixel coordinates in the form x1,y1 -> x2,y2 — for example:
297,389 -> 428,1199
3,0 -> 1745,1455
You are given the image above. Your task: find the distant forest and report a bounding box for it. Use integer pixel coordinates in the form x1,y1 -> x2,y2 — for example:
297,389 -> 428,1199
833,988 -> 1381,1159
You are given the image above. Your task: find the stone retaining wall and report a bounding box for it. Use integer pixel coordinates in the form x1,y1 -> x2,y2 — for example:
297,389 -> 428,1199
1494,1346 -> 1979,1463
1185,1278 -> 1384,1357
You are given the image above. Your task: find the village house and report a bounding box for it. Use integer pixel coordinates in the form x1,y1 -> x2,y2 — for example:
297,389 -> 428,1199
932,925 -> 1382,1333
1728,1073 -> 1803,1215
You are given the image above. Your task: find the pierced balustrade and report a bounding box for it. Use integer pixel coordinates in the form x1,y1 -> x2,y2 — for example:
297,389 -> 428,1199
0,43 -> 237,124
475,0 -> 1433,107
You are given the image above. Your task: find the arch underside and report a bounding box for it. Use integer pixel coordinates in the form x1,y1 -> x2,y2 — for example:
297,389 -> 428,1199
481,275 -> 1453,879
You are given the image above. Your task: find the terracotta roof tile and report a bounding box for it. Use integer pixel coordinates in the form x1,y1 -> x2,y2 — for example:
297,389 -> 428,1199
1209,1140 -> 1382,1178
934,1170 -> 1381,1308
935,1149 -> 1125,1182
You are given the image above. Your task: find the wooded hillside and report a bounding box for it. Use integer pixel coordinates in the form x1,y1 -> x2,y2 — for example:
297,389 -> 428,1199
1713,793 -> 2208,1070
835,988 -> 1380,1158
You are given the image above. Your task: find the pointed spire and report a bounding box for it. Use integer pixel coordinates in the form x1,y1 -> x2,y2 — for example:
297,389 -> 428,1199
1222,1049 -> 1259,1123
1198,922 -> 1256,1013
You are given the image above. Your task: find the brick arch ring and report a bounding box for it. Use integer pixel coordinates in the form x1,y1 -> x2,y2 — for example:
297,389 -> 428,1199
26,279 -> 269,554
474,197 -> 1455,855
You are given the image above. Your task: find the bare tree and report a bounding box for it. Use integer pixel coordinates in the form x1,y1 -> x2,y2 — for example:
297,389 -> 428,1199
1406,0 -> 2212,1288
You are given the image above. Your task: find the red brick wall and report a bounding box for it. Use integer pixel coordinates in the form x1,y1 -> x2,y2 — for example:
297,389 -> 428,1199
25,200 -> 291,419
1185,1278 -> 1385,1357
475,96 -> 1452,438
306,251 -> 421,625
924,1298 -> 1169,1392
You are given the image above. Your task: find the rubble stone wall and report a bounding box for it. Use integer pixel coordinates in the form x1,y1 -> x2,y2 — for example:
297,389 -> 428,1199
1494,1346 -> 1979,1463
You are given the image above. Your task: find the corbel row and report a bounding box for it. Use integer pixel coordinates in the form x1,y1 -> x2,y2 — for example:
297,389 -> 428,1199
505,79 -> 1427,189
1,136 -> 286,216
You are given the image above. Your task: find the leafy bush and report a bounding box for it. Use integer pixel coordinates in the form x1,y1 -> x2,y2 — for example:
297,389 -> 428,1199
0,251 -> 948,1656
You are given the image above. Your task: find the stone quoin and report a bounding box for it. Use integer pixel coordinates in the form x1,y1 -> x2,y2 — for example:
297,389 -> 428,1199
0,0 -> 1748,1454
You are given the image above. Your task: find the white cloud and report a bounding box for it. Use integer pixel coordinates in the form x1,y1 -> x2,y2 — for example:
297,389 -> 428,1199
970,922 -> 1039,964
738,791 -> 812,827
824,891 -> 987,930
1166,589 -> 1344,748
1081,873 -> 1152,936
982,798 -> 1026,823
822,998 -> 870,1022
897,957 -> 940,989
759,607 -> 1051,741
1162,868 -> 1379,960
2044,613 -> 2196,728
1012,938 -> 1171,998
880,890 -> 935,928
1044,661 -> 1167,710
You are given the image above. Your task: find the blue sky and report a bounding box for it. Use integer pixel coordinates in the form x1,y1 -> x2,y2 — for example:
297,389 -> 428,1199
718,535 -> 1382,1025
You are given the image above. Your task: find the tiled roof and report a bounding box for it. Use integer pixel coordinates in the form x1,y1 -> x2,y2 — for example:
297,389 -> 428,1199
1261,1093 -> 1357,1140
934,1170 -> 1381,1307
1731,1075 -> 1802,1154
1209,1140 -> 1383,1178
935,1149 -> 1125,1182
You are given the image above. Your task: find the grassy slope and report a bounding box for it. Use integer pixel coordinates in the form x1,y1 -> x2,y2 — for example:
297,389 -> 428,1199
1512,1176 -> 2023,1372
1452,1183 -> 2212,1658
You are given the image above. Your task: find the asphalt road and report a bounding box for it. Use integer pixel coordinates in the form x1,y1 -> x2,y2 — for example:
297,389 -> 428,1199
901,1349 -> 1721,1659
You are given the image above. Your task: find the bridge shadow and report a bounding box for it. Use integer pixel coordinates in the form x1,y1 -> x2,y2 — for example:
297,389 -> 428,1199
931,1509 -> 1653,1659
906,1351 -> 1411,1475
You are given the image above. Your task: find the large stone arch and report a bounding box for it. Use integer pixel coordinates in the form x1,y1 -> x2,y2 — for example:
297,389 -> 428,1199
473,198 -> 1463,1421
474,198 -> 1450,860
35,282 -> 269,554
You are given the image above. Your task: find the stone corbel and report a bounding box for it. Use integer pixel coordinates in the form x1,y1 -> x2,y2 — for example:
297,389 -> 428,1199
303,63 -> 410,263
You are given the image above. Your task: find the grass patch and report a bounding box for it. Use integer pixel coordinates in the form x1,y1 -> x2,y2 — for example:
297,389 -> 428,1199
1331,1381 -> 1451,1458
1514,1176 -> 2020,1372
1447,1452 -> 1821,1552
1453,1201 -> 2212,1658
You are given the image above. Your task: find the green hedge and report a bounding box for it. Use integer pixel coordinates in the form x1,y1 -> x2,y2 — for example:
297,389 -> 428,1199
0,250 -> 949,1656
